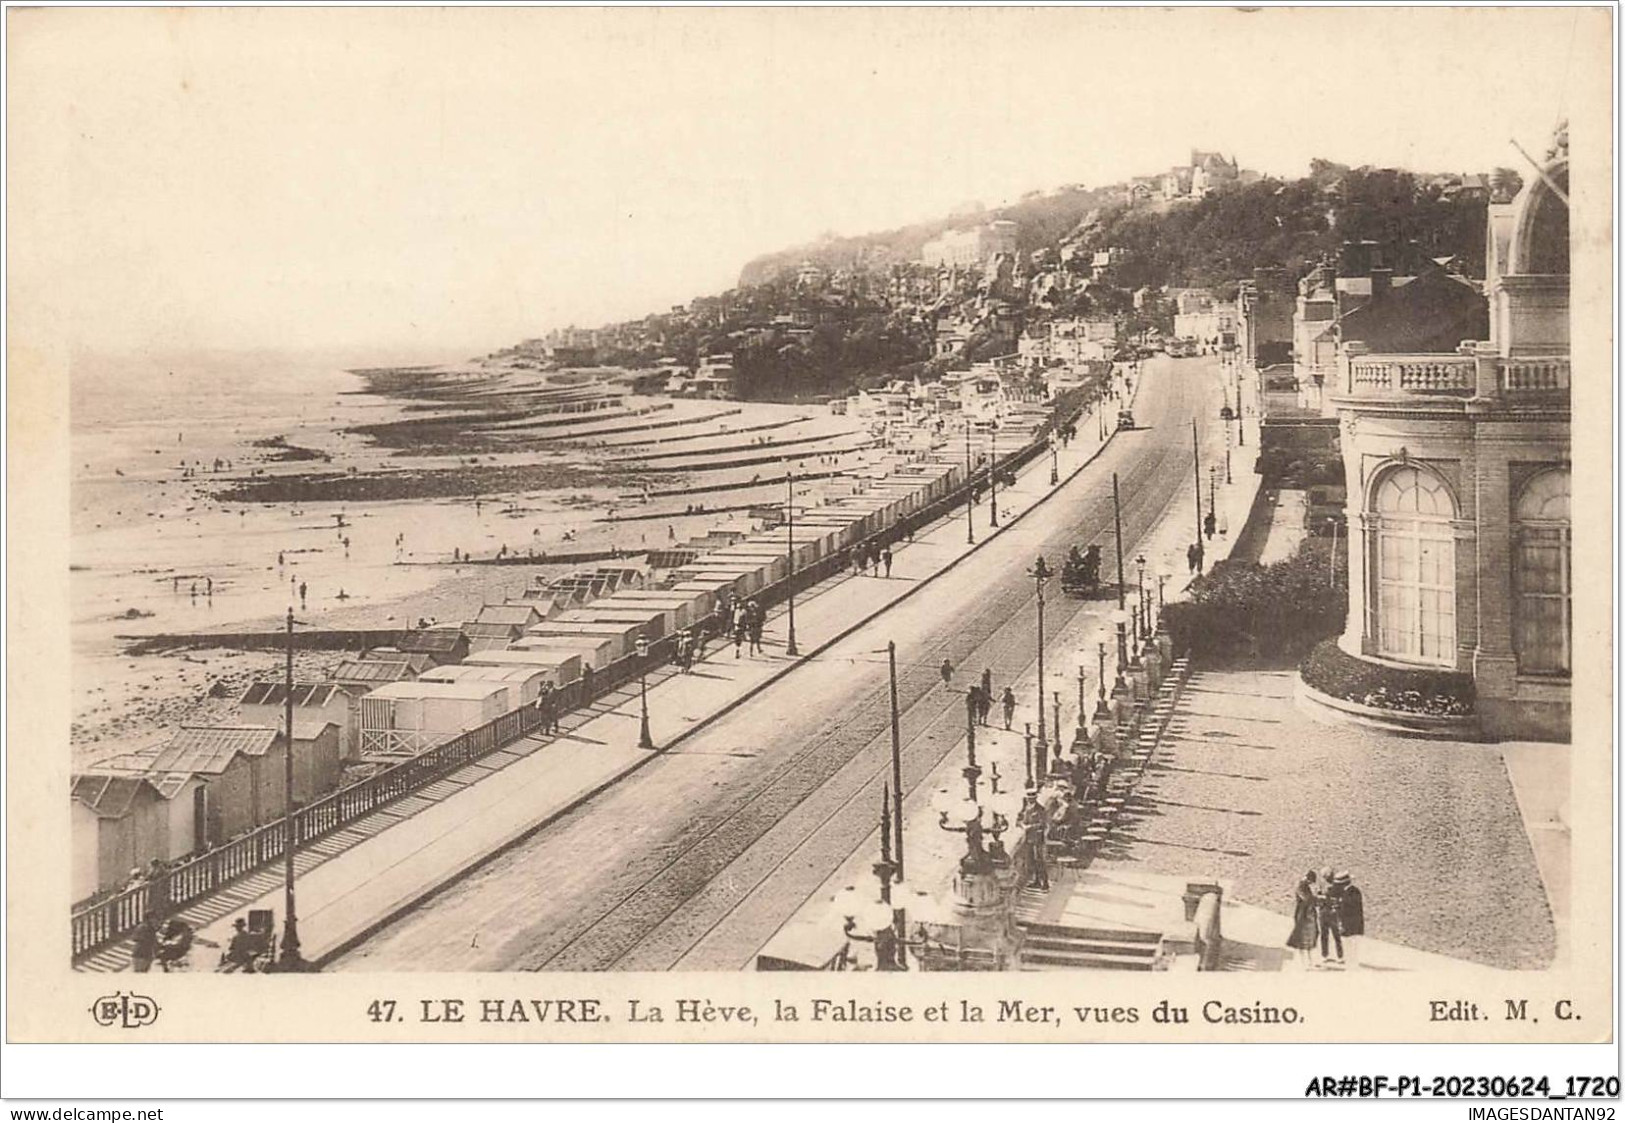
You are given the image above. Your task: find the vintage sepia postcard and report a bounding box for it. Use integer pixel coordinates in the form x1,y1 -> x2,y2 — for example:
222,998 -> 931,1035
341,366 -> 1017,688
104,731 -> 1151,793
4,4 -> 1615,1065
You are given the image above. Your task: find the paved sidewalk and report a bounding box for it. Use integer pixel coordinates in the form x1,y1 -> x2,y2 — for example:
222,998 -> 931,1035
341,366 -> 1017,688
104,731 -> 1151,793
83,376 -> 1139,970
758,358 -> 1260,968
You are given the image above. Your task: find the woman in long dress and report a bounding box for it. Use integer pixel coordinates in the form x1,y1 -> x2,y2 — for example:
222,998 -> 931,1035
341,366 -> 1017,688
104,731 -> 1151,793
1286,870 -> 1320,968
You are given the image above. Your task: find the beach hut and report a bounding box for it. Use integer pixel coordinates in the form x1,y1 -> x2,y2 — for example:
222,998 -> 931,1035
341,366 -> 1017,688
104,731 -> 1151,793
418,664 -> 548,710
663,582 -> 723,618
331,655 -> 419,694
461,647 -> 583,685
236,681 -> 355,759
524,619 -> 649,660
510,634 -> 619,672
396,628 -> 471,667
594,591 -> 705,632
552,605 -> 670,641
462,604 -> 545,653
71,775 -> 181,901
72,721 -> 343,893
357,681 -> 508,760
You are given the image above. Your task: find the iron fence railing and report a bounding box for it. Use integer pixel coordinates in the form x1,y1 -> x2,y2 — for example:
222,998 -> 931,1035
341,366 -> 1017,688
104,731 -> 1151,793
72,398 -> 1090,961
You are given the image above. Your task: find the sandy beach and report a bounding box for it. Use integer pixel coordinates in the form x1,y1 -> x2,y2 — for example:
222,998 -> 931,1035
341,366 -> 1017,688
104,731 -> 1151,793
70,351 -> 873,766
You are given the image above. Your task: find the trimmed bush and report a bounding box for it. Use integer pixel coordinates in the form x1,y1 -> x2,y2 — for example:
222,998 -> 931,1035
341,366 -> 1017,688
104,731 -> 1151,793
1161,539 -> 1346,659
1299,639 -> 1475,716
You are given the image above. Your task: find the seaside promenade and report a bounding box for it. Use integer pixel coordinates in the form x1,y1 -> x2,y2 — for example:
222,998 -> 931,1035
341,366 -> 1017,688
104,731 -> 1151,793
83,364 -> 1156,972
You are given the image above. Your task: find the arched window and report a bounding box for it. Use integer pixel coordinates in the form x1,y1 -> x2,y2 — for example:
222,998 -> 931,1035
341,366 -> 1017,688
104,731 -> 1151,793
1370,466 -> 1457,665
1514,469 -> 1571,674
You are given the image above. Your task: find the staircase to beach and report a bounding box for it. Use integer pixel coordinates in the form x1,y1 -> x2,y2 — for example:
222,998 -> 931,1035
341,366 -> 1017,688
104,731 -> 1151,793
1016,917 -> 1163,971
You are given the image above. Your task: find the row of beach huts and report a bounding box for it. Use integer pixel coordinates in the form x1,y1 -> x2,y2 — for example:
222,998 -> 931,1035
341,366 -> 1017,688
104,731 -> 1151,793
72,418 -> 1045,904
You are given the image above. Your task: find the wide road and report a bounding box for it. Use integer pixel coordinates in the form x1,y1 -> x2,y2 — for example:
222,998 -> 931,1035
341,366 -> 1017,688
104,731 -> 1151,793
332,354 -> 1224,972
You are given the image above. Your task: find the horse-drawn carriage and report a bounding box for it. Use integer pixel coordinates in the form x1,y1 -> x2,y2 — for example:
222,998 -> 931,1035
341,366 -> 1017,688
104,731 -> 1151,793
1060,544 -> 1103,597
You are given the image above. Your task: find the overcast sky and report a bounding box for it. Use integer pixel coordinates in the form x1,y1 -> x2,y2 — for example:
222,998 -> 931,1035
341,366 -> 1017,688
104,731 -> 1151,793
9,6 -> 1603,361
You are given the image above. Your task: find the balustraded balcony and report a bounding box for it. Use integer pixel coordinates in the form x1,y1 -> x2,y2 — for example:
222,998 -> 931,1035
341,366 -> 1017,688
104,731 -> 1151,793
1337,341 -> 1570,404
1343,352 -> 1475,396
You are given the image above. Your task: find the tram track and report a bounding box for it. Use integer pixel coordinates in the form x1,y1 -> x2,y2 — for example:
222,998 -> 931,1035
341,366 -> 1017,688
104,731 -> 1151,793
332,357 -> 1220,971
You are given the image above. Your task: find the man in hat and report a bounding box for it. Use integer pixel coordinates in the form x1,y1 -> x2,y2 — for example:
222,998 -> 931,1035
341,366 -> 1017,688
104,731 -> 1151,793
1316,865 -> 1345,965
1020,795 -> 1049,891
1334,871 -> 1364,968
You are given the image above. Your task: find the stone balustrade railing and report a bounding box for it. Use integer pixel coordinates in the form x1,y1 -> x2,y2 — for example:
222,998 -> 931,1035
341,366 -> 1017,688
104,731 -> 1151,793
1500,356 -> 1570,393
1345,354 -> 1476,395
1340,345 -> 1570,403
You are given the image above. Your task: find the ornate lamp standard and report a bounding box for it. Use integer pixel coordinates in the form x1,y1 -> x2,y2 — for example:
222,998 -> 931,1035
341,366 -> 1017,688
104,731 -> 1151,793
841,787 -> 906,970
636,635 -> 655,750
931,690 -> 1010,875
1111,607 -> 1130,691
1049,431 -> 1060,486
1093,640 -> 1114,726
1075,657 -> 1089,735
1028,555 -> 1052,764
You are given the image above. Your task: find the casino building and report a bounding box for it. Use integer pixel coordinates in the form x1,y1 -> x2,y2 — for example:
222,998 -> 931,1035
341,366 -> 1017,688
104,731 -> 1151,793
1319,141 -> 1570,741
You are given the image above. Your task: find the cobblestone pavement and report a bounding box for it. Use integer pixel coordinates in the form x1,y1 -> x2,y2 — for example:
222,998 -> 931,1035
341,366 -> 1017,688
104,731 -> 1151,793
334,355 -> 1230,971
1095,664 -> 1557,970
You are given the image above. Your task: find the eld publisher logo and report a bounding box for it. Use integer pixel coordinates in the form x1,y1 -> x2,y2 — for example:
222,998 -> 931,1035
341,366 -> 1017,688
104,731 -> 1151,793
90,992 -> 160,1029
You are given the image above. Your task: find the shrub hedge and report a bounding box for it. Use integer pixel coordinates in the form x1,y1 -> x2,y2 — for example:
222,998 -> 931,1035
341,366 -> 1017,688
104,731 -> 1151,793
1161,539 -> 1346,660
1299,639 -> 1476,716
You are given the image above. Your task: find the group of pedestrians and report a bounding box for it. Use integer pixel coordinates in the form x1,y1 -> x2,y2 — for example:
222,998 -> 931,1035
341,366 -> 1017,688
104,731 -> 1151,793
726,597 -> 766,657
534,682 -> 562,735
849,544 -> 893,578
1288,868 -> 1366,969
960,667 -> 1018,729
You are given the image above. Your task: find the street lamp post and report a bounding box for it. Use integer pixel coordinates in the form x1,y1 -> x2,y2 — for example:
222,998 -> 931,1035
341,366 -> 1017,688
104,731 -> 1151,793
1112,471 -> 1127,611
887,641 -> 904,880
964,420 -> 975,546
1209,465 -> 1218,517
988,421 -> 1000,527
785,468 -> 799,657
1076,661 -> 1088,733
1051,691 -> 1062,769
1192,419 -> 1204,572
1028,555 -> 1052,765
636,635 -> 655,750
1112,607 -> 1130,691
279,606 -> 303,970
1135,554 -> 1147,642
1049,432 -> 1060,487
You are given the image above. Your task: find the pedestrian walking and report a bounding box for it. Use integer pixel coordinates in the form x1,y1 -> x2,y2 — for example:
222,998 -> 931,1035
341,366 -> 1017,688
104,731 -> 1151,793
277,552 -> 285,568
130,915 -> 158,974
733,616 -> 747,658
1334,871 -> 1364,968
189,581 -> 198,602
1001,686 -> 1017,730
882,547 -> 893,577
1317,866 -> 1345,966
980,668 -> 993,706
939,658 -> 952,686
1204,510 -> 1217,540
205,577 -> 213,597
676,629 -> 693,673
1022,797 -> 1050,891
1286,871 -> 1319,968
1187,540 -> 1204,574
298,581 -> 308,608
